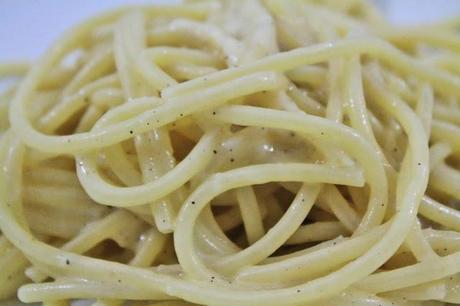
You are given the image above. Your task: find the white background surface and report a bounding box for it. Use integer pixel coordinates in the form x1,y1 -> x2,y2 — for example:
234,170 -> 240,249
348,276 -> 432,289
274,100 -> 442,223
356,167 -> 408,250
0,0 -> 459,61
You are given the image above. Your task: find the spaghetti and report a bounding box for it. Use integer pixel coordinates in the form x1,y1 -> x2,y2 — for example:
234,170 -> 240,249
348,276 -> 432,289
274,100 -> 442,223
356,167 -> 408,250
1,0 -> 460,305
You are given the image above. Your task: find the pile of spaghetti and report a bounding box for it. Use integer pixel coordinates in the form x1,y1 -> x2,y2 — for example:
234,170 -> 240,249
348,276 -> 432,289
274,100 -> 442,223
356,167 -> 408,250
1,0 -> 460,305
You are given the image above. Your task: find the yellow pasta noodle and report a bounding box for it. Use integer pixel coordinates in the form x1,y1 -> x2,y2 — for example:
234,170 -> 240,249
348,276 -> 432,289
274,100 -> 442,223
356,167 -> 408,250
1,0 -> 460,305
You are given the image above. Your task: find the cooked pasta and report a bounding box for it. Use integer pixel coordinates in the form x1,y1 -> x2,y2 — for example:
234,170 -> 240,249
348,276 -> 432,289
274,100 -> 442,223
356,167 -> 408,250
1,0 -> 460,305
